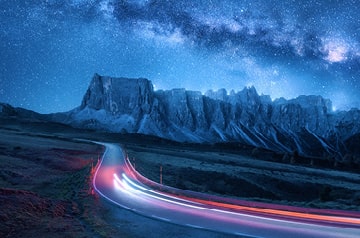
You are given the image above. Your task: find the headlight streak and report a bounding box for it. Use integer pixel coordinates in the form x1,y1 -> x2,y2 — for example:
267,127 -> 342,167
116,171 -> 360,229
121,173 -> 148,191
119,152 -> 360,227
120,161 -> 360,227
113,177 -> 122,191
113,174 -> 133,196
116,173 -> 338,227
118,173 -> 207,211
114,173 -> 296,227
120,148 -> 360,226
122,155 -> 206,206
149,190 -> 204,205
90,144 -> 132,211
91,141 -> 360,237
120,172 -> 204,205
114,174 -> 344,236
183,196 -> 360,227
114,173 -> 133,193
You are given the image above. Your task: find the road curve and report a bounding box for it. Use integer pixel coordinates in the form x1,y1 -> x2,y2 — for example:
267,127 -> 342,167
92,142 -> 360,238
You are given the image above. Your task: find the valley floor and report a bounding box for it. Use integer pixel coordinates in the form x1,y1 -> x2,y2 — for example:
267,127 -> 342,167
0,117 -> 359,237
0,119 -> 241,238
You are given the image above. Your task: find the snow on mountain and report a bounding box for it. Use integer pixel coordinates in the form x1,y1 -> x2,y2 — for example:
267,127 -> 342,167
52,73 -> 360,158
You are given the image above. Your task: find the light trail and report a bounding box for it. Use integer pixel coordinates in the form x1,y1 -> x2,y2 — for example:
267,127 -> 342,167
92,141 -> 360,237
182,196 -> 360,226
118,173 -> 207,210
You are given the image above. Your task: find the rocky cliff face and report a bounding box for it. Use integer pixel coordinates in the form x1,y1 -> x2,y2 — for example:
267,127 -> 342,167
81,73 -> 154,115
58,74 -> 360,158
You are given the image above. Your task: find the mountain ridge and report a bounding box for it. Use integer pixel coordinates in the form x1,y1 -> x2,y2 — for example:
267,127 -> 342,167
1,73 -> 359,162
50,73 -> 360,160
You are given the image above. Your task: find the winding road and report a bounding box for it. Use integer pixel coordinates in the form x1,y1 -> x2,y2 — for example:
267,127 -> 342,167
92,142 -> 360,237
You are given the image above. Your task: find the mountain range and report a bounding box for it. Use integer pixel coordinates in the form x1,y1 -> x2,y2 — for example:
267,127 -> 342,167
1,73 -> 360,161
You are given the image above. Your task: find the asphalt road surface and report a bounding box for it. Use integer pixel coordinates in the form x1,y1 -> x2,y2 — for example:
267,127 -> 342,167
93,142 -> 360,238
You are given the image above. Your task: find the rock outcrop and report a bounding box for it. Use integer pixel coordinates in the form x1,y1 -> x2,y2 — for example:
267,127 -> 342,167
53,73 -> 360,158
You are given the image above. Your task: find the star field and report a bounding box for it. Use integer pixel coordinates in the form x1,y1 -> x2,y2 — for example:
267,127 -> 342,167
1,0 -> 359,113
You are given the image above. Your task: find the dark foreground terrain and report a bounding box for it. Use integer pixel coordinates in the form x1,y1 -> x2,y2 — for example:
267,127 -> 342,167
0,117 -> 359,237
0,121 -> 111,237
0,118 -> 240,238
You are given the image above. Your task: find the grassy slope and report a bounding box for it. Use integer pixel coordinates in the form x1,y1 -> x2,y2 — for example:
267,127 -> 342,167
1,117 -> 359,237
125,143 -> 360,211
0,128 -> 103,237
0,119 -> 241,238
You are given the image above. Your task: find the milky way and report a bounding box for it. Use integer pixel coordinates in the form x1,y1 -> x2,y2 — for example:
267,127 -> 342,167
1,0 -> 360,113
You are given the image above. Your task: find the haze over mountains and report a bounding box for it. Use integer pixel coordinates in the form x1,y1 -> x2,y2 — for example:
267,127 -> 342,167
1,74 -> 360,160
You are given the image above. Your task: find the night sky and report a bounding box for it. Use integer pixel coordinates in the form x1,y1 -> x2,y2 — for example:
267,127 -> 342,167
1,0 -> 360,113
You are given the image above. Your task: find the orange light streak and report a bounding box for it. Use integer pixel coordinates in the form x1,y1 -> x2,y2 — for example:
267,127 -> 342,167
182,196 -> 360,226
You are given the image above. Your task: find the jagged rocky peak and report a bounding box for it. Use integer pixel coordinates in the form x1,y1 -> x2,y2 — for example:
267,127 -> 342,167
81,73 -> 154,114
61,74 -> 360,158
205,86 -> 263,106
237,86 -> 259,100
226,86 -> 261,107
290,95 -> 332,112
274,95 -> 332,113
270,94 -> 334,134
205,86 -> 261,103
205,88 -> 228,101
